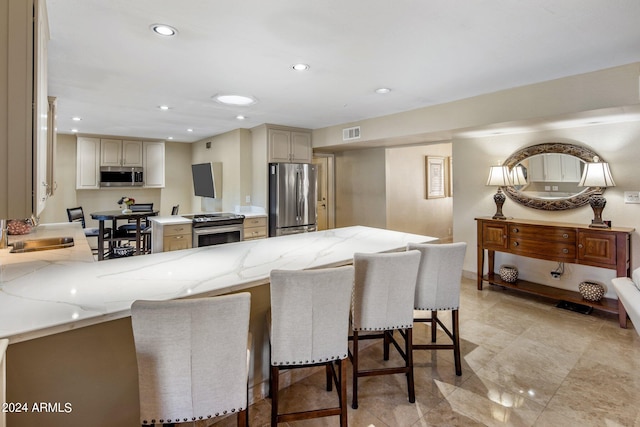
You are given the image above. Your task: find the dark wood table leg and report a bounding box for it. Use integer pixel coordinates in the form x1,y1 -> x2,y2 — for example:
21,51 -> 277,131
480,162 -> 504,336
135,217 -> 142,255
97,220 -> 105,261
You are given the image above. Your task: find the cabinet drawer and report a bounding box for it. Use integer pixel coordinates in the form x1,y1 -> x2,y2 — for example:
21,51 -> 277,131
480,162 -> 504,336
510,224 -> 576,243
244,216 -> 267,228
163,223 -> 191,237
509,238 -> 576,259
244,226 -> 267,240
163,234 -> 192,251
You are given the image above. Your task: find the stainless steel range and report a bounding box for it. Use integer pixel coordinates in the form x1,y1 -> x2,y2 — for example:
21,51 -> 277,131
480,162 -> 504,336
183,213 -> 245,247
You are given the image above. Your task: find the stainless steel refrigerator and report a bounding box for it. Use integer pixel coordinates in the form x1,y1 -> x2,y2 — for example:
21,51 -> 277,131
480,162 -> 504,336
269,163 -> 317,236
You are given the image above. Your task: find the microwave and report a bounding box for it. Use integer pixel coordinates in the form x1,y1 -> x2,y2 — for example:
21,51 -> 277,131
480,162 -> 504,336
100,166 -> 144,187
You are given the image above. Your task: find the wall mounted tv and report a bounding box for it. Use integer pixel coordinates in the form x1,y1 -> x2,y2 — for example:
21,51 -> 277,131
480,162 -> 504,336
191,163 -> 216,198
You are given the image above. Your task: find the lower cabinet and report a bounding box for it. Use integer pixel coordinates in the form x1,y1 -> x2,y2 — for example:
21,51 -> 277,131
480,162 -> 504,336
243,216 -> 267,241
151,220 -> 192,253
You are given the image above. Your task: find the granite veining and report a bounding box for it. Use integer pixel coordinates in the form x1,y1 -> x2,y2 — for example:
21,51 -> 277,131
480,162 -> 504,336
0,224 -> 436,342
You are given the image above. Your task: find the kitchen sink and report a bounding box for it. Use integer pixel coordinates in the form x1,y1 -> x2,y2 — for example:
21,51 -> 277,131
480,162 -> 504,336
10,237 -> 74,253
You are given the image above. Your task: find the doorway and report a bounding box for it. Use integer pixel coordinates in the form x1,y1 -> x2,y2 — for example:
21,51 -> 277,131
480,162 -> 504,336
312,155 -> 335,230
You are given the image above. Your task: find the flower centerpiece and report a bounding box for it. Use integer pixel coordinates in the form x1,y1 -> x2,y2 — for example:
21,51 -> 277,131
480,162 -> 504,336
118,196 -> 135,214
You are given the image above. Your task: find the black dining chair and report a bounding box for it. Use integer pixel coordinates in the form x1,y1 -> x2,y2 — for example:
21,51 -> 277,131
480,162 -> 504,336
116,203 -> 153,253
171,204 -> 179,215
66,206 -> 111,257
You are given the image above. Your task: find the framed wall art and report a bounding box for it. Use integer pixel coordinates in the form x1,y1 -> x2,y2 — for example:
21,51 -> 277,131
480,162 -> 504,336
425,156 -> 446,199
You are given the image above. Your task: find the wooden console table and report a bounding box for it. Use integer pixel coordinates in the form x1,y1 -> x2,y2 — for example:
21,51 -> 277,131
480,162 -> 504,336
476,217 -> 634,326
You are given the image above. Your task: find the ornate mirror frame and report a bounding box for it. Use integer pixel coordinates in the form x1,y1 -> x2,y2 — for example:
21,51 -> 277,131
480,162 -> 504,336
503,142 -> 602,211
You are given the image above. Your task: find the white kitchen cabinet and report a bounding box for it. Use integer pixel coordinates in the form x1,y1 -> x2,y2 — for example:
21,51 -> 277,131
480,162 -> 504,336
528,154 -> 583,183
76,137 -> 101,189
1,0 -> 49,218
268,128 -> 312,163
100,139 -> 143,167
143,141 -> 165,188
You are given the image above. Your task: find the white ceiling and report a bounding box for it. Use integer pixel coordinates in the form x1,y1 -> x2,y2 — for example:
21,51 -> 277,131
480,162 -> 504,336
46,0 -> 640,143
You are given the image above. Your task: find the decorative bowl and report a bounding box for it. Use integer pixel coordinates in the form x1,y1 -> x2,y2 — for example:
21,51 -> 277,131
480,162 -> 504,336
578,281 -> 605,302
7,219 -> 33,235
499,265 -> 518,283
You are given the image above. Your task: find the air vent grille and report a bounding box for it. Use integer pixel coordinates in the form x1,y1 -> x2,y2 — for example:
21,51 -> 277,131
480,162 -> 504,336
343,126 -> 361,141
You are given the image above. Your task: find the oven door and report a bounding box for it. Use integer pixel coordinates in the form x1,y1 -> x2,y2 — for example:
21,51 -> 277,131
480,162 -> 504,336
193,225 -> 244,248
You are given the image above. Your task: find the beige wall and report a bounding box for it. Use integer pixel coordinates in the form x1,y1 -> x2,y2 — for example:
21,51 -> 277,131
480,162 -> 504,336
385,143 -> 453,239
335,147 -> 387,228
191,128 -> 253,213
453,121 -> 640,298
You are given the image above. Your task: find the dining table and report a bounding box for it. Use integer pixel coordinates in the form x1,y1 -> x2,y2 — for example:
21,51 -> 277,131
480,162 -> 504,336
90,210 -> 159,261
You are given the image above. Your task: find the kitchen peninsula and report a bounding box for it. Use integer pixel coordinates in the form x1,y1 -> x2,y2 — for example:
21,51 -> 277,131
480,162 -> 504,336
1,223 -> 436,427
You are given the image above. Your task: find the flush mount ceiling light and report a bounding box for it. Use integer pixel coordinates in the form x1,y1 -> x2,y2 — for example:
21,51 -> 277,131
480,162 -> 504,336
375,87 -> 391,94
158,105 -> 170,111
236,115 -> 246,120
72,116 -> 82,121
213,94 -> 257,106
187,128 -> 193,132
292,63 -> 310,71
150,24 -> 178,36
71,128 -> 78,133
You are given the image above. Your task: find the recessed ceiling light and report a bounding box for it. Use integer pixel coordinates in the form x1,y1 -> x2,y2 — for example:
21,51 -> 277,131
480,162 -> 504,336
187,128 -> 193,132
292,63 -> 310,71
71,128 -> 78,133
159,105 -> 170,110
150,24 -> 177,36
213,94 -> 257,106
72,116 -> 82,121
236,115 -> 246,120
375,87 -> 391,94
167,136 -> 174,140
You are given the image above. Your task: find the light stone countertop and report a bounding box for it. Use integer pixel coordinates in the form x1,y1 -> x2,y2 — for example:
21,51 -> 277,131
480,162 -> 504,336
0,224 -> 437,343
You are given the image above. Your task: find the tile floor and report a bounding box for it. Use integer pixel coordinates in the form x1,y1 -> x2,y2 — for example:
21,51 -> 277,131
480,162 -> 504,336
211,277 -> 640,426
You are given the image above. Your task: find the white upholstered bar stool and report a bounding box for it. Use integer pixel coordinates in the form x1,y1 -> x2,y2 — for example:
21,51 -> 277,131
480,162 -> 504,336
131,293 -> 251,427
350,250 -> 421,410
268,266 -> 354,427
408,242 -> 467,376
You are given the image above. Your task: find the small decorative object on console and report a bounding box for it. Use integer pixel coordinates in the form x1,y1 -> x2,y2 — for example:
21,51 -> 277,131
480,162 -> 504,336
578,281 -> 605,302
499,265 -> 518,283
118,196 -> 135,214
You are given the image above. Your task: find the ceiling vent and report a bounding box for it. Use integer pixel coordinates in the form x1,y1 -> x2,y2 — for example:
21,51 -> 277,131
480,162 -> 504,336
343,126 -> 361,141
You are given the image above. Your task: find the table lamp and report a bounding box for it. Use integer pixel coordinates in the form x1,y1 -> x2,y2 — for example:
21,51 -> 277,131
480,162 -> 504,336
486,165 -> 513,220
578,156 -> 615,228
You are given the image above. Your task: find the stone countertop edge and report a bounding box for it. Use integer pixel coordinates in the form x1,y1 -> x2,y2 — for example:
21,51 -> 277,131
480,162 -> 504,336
0,225 -> 437,343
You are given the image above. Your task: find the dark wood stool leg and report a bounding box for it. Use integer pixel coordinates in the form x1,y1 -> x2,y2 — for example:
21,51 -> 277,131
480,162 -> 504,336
453,309 -> 462,376
351,331 -> 359,409
383,330 -> 390,360
270,365 -> 279,426
339,358 -> 348,427
326,363 -> 333,391
431,310 -> 438,342
406,328 -> 415,403
237,407 -> 248,427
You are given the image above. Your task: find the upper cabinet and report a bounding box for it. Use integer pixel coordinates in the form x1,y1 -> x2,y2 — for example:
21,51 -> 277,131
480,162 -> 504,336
100,139 -> 143,167
76,137 -> 101,189
268,128 -> 312,163
76,137 -> 164,189
143,141 -> 165,188
528,153 -> 583,183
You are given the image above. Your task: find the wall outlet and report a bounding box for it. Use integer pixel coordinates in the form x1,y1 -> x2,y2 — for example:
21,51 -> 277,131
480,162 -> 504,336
544,186 -> 551,191
245,195 -> 251,203
550,271 -> 561,280
624,191 -> 640,204
552,185 -> 559,191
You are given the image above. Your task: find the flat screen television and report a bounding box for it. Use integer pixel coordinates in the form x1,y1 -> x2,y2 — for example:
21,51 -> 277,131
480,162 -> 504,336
191,163 -> 216,198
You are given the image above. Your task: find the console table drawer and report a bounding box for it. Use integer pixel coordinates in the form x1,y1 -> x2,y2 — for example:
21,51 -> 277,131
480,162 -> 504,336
510,225 -> 575,243
509,238 -> 576,259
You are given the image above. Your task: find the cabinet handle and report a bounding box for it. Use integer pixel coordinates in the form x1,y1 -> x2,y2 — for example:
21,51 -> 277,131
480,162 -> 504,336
175,235 -> 183,239
512,242 -> 519,247
512,228 -> 519,233
562,233 -> 569,239
562,248 -> 568,254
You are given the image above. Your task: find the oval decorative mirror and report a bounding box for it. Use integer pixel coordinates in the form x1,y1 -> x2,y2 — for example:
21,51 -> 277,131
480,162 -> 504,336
503,142 -> 603,211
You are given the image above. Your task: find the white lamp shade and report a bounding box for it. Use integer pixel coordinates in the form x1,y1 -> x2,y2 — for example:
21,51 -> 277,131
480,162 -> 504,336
578,158 -> 616,188
510,166 -> 528,186
486,166 -> 513,186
